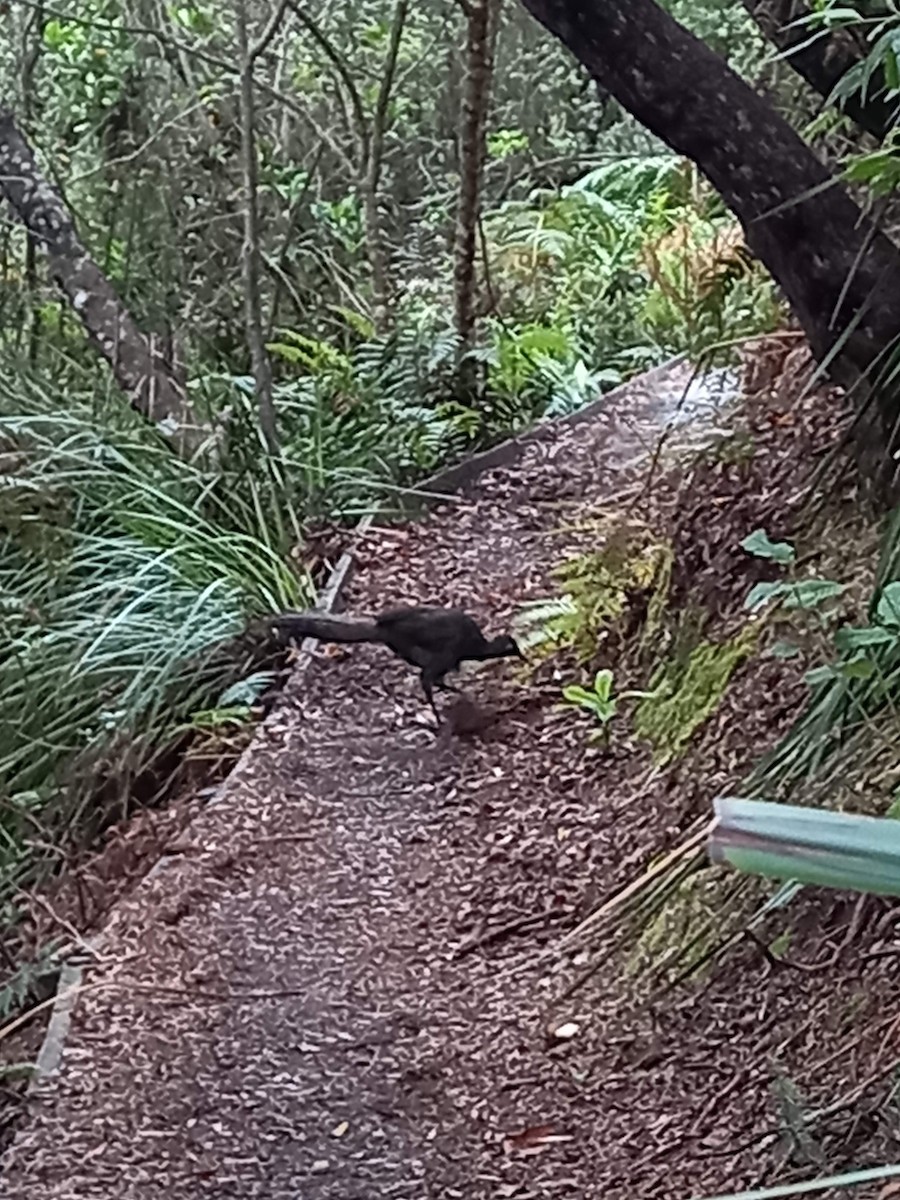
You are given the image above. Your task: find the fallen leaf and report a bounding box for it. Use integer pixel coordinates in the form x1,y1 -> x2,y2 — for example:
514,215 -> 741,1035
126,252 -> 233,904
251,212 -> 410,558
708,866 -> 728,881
503,1123 -> 574,1155
331,1121 -> 349,1137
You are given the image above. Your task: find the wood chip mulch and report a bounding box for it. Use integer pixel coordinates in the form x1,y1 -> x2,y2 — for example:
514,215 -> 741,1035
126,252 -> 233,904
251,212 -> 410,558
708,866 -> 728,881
4,354 -> 900,1200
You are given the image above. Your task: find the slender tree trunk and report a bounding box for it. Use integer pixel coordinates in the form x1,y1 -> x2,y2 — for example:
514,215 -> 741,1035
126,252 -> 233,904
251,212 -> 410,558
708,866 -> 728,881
454,0 -> 503,352
363,0 -> 410,330
516,0 -> 900,463
0,112 -> 208,459
20,0 -> 45,366
739,1 -> 893,143
235,0 -> 281,456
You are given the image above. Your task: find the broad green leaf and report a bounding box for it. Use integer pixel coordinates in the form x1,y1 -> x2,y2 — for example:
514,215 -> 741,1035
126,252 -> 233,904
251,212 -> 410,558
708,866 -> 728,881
876,580 -> 900,627
711,796 -> 900,899
592,668 -> 614,701
837,656 -> 875,681
781,579 -> 846,609
834,625 -> 895,651
744,581 -> 785,611
740,528 -> 795,564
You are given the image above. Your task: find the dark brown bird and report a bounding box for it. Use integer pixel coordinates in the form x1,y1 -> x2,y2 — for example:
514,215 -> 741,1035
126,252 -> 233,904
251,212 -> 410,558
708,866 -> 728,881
272,604 -> 523,720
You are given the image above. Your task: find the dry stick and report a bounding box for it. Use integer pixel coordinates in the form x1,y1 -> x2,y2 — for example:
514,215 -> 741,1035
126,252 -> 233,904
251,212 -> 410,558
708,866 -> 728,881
750,892 -> 870,976
510,824 -> 711,1004
287,2 -> 370,164
248,0 -> 290,62
699,1014 -> 900,1163
557,819 -> 713,953
15,0 -> 356,175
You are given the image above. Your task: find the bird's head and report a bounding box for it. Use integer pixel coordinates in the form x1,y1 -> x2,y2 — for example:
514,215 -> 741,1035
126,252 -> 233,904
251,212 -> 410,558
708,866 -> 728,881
486,634 -> 525,661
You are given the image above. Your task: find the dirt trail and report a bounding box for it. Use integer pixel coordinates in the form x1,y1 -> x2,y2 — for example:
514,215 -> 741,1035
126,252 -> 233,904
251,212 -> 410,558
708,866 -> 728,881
3,362 -> 891,1199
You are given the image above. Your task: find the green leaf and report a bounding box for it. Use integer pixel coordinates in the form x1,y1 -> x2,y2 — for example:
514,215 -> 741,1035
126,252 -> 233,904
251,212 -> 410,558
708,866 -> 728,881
744,581 -> 785,612
804,665 -> 837,687
592,668 -> 614,702
876,580 -> 900,627
834,624 -> 895,651
562,685 -> 594,706
740,528 -> 795,564
711,796 -> 900,899
837,656 -> 875,681
781,580 -> 846,609
768,640 -> 800,660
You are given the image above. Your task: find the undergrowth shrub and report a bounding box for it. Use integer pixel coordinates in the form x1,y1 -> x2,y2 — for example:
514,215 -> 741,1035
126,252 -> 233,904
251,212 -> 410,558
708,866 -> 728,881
0,373 -> 310,921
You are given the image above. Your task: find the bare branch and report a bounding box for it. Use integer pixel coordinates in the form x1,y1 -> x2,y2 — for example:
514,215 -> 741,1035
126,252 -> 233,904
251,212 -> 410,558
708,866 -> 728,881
249,0 -> 291,64
287,1 -> 370,166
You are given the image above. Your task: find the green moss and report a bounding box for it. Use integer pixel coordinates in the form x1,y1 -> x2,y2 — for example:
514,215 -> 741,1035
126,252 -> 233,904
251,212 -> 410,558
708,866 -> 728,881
628,868 -> 725,979
516,518 -> 673,663
634,623 -> 758,764
639,541 -> 673,657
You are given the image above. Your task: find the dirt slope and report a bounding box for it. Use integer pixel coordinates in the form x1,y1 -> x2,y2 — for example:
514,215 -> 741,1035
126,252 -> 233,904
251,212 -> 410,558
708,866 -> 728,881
3,357 -> 898,1199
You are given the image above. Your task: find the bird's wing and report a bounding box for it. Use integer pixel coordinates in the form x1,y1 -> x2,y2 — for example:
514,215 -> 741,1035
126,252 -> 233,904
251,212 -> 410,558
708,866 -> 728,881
377,607 -> 477,655
376,606 -> 448,642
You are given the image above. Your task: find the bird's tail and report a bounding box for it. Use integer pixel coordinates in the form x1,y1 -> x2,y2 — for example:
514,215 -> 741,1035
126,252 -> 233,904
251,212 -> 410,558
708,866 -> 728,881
271,611 -> 382,644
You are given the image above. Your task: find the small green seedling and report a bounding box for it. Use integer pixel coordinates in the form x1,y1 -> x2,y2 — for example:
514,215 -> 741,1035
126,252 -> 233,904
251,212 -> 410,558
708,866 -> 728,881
562,668 -> 655,747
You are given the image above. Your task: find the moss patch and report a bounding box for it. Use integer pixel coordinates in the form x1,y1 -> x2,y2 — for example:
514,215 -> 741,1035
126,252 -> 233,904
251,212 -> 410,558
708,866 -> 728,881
634,623 -> 758,765
515,515 -> 672,663
628,867 -> 728,980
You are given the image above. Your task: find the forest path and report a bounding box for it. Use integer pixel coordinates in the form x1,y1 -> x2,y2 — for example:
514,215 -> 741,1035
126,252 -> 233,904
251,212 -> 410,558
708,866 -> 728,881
2,362 -> 745,1199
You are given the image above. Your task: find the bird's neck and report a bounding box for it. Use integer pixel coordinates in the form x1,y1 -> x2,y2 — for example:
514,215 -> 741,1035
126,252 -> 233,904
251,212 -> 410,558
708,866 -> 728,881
481,637 -> 513,660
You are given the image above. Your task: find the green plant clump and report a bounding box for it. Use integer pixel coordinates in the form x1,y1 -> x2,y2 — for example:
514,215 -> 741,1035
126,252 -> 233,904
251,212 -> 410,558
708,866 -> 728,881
515,524 -> 672,661
635,624 -> 758,764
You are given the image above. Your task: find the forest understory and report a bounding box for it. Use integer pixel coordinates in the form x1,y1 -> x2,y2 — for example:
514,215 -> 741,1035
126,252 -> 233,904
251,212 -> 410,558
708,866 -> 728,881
3,335 -> 899,1198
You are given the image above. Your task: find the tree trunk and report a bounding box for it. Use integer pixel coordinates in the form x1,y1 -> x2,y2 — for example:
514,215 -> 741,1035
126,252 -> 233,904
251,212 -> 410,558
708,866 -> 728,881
516,0 -> 900,462
235,0 -> 280,456
739,1 -> 893,143
0,113 -> 208,459
454,0 -> 503,352
363,0 -> 410,331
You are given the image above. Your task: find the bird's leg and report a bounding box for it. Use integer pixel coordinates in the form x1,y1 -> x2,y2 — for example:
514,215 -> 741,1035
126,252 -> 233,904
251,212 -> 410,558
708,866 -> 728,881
421,669 -> 442,724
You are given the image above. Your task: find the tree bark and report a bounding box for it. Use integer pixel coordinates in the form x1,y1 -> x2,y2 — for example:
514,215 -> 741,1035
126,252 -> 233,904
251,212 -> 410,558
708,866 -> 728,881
363,0 -> 410,330
739,1 -> 894,143
516,0 -> 900,460
454,0 -> 503,351
235,0 -> 281,455
0,113 -> 208,459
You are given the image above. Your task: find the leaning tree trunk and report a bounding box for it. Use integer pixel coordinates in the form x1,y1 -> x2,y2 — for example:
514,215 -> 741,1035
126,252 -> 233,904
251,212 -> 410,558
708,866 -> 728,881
517,0 -> 900,465
0,113 -> 208,460
739,1 -> 894,143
